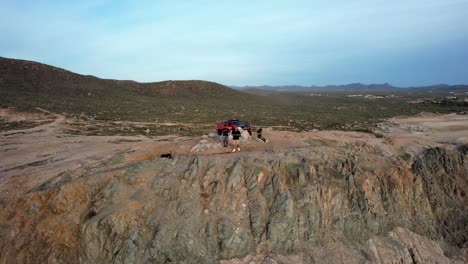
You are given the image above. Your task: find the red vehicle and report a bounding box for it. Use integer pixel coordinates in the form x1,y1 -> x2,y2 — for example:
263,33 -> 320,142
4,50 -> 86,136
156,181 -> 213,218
216,119 -> 252,135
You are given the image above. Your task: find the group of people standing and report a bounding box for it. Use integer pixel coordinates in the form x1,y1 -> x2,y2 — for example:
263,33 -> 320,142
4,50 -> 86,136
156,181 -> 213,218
221,127 -> 268,152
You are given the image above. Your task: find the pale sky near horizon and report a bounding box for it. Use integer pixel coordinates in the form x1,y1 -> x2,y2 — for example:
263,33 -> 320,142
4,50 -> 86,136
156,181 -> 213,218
1,0 -> 468,87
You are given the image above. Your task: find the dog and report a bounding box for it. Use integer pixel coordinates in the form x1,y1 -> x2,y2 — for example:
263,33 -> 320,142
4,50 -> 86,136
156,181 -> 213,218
160,152 -> 173,159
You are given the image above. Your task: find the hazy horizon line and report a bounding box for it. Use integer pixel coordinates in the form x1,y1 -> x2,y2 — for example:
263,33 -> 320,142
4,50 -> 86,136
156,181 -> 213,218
2,56 -> 467,89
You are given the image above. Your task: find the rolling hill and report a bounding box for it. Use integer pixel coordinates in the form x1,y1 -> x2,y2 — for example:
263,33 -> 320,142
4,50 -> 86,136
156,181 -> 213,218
0,57 -> 242,98
0,57 -> 254,121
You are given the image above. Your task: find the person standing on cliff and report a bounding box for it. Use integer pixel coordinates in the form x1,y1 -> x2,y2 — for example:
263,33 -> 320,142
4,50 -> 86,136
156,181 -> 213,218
231,126 -> 241,152
221,127 -> 230,147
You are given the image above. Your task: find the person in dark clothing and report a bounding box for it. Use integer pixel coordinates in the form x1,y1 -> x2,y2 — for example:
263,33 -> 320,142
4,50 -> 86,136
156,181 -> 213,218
221,127 -> 230,147
231,126 -> 241,152
257,128 -> 268,143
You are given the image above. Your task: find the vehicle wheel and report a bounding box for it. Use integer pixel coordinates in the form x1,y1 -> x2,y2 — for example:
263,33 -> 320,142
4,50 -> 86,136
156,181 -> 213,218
217,129 -> 222,135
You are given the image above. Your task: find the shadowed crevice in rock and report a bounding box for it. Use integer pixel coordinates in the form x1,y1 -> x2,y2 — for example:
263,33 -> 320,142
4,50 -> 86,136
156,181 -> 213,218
412,144 -> 468,247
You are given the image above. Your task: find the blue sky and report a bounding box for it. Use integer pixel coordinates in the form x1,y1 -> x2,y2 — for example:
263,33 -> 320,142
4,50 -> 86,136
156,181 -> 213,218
1,0 -> 468,86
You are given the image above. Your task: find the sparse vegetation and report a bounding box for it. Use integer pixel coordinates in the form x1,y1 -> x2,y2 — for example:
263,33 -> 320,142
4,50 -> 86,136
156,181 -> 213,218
0,119 -> 48,131
1,57 -> 467,136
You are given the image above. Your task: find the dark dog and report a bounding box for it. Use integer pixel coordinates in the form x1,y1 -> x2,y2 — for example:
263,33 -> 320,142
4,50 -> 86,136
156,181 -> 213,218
160,152 -> 173,159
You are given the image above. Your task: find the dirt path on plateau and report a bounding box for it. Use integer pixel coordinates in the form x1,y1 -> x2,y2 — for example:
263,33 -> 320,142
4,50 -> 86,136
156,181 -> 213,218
1,109 -> 467,189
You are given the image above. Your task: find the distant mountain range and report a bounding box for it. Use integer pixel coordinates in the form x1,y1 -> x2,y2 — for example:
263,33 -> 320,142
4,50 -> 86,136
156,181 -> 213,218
231,83 -> 468,93
1,57 -> 467,98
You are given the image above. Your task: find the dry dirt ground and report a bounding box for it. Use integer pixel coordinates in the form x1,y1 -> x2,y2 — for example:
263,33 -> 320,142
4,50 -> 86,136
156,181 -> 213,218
378,112 -> 468,156
1,108 -> 467,185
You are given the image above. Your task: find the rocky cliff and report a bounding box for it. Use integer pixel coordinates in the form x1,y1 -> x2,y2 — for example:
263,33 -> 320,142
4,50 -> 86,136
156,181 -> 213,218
1,136 -> 466,263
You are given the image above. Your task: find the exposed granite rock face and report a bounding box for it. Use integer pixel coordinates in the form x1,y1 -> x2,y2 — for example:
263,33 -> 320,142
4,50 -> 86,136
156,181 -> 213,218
412,145 -> 468,247
0,144 -> 466,263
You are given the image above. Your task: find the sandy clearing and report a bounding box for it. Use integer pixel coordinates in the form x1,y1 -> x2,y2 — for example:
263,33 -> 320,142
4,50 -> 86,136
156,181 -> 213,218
381,113 -> 468,155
